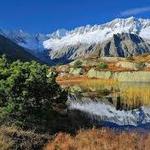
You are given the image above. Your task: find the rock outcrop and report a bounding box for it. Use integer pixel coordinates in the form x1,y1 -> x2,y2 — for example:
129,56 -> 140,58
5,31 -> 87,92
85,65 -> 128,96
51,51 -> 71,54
113,71 -> 150,82
99,33 -> 150,57
49,33 -> 150,62
87,69 -> 150,82
87,69 -> 112,79
115,61 -> 138,70
69,68 -> 84,75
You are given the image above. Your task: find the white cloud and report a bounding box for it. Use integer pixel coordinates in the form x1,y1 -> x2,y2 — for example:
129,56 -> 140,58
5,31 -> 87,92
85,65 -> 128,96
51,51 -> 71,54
121,7 -> 150,16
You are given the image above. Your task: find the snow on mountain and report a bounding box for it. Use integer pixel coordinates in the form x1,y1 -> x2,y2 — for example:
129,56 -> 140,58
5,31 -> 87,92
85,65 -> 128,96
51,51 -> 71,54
0,17 -> 150,62
0,29 -> 49,53
1,17 -> 150,52
43,17 -> 150,50
0,28 -> 69,55
48,29 -> 69,39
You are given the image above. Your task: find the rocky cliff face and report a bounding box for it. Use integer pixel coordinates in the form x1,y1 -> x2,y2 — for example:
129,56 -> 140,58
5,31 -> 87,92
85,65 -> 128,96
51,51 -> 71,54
1,17 -> 150,64
99,33 -> 150,57
49,33 -> 150,61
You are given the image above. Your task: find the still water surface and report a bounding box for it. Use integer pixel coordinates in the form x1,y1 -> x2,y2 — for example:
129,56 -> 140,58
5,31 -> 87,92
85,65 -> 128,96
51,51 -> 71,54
62,81 -> 150,130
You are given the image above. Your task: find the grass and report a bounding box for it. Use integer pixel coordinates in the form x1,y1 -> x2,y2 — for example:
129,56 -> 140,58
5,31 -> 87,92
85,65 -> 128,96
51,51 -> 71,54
60,79 -> 150,109
98,62 -> 108,69
133,54 -> 150,63
1,81 -> 150,149
57,77 -> 117,87
120,87 -> 150,106
78,79 -> 118,95
73,60 -> 83,68
0,125 -> 50,150
0,131 -> 14,150
80,79 -> 117,87
80,81 -> 150,106
44,128 -> 150,150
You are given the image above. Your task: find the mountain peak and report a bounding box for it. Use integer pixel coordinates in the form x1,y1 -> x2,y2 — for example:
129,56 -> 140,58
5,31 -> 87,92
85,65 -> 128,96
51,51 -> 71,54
49,29 -> 68,39
43,17 -> 150,50
0,17 -> 150,63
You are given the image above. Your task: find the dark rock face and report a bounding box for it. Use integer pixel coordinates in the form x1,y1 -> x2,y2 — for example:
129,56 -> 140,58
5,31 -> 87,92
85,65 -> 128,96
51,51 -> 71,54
0,34 -> 41,62
0,31 -> 150,64
99,33 -> 150,57
49,33 -> 150,63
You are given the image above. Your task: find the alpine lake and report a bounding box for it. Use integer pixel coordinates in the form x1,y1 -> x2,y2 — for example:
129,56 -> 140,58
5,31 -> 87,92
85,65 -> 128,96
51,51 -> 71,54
60,80 -> 150,131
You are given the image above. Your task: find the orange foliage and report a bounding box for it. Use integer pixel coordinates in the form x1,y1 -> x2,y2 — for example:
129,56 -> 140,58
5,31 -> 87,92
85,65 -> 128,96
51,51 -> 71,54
44,128 -> 150,150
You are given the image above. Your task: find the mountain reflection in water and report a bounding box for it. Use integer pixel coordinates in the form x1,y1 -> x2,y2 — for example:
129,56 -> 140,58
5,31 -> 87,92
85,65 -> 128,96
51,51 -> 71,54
61,81 -> 150,128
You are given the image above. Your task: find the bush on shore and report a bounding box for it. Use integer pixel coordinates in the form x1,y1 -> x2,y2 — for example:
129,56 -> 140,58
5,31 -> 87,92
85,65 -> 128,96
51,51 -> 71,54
0,55 -> 67,128
98,62 -> 108,69
135,62 -> 146,70
73,60 -> 83,68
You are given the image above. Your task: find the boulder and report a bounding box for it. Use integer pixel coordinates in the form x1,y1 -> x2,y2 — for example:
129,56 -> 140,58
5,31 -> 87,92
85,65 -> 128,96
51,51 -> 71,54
116,61 -> 138,70
70,85 -> 82,93
69,68 -> 83,75
113,71 -> 150,82
87,68 -> 150,82
47,71 -> 58,78
87,69 -> 112,79
101,57 -> 126,62
145,63 -> 150,68
57,65 -> 70,73
70,59 -> 87,67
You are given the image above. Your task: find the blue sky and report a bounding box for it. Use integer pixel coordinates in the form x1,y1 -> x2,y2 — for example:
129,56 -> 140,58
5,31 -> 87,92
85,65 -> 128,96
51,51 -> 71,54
0,0 -> 150,33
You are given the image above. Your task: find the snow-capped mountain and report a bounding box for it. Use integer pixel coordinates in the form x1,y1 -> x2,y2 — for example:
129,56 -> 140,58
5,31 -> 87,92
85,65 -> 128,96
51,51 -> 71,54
0,29 -> 49,53
43,17 -> 150,51
1,17 -> 150,63
44,17 -> 150,61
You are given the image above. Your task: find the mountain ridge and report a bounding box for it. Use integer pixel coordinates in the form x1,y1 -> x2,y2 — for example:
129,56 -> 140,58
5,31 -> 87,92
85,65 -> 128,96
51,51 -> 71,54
0,34 -> 41,62
1,17 -> 150,50
1,17 -> 150,63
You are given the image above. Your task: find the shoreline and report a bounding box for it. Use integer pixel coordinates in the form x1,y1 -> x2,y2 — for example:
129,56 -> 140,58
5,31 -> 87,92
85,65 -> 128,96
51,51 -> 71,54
57,76 -> 117,85
57,70 -> 150,83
